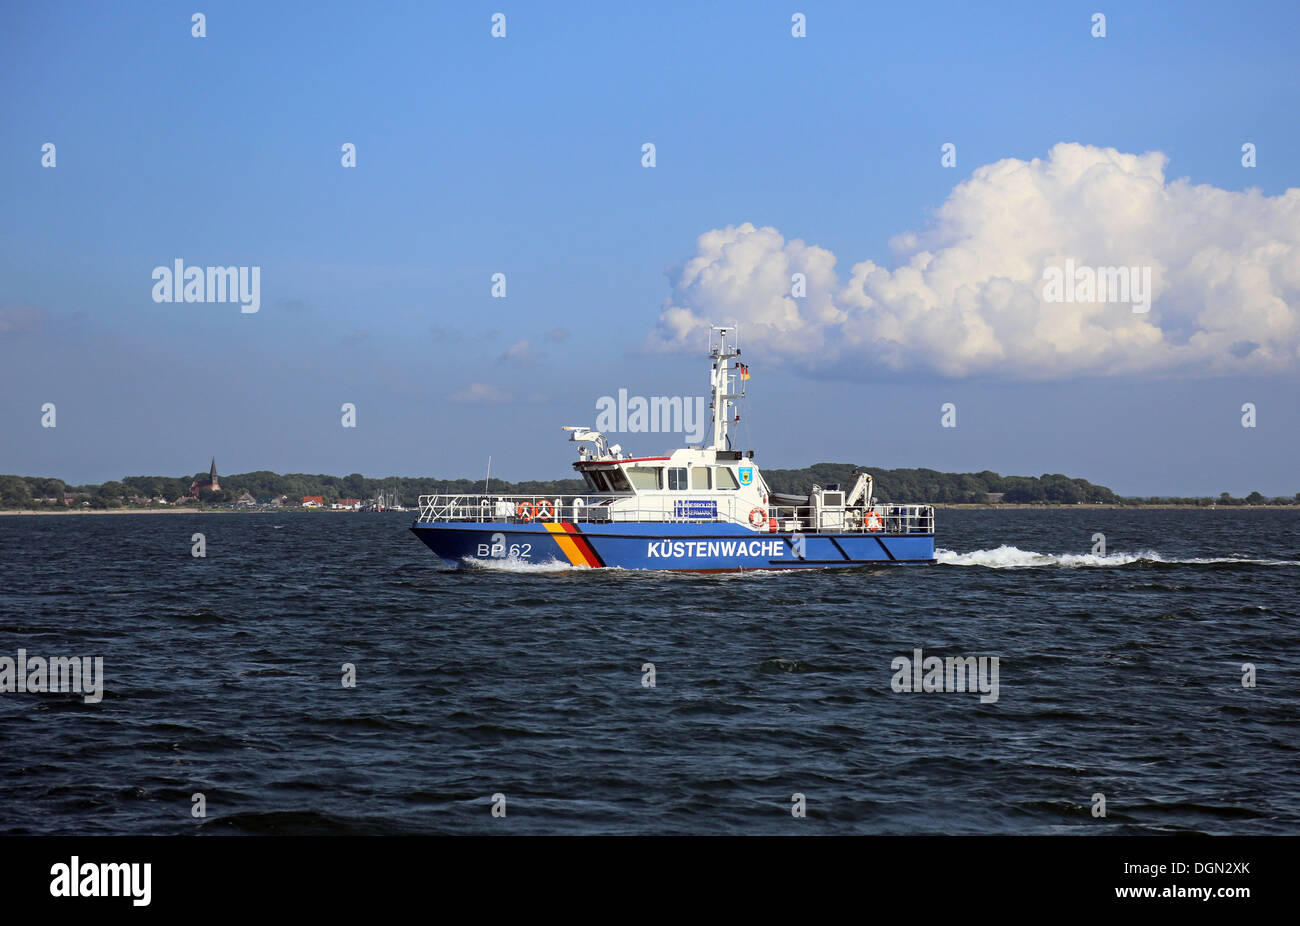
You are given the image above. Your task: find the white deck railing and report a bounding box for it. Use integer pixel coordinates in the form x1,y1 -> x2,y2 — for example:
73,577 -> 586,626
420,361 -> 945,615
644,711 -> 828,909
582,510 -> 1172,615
415,494 -> 933,534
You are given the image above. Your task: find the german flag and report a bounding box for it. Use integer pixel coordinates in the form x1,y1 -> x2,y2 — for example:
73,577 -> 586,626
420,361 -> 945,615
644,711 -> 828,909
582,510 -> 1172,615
542,521 -> 605,567
737,363 -> 750,380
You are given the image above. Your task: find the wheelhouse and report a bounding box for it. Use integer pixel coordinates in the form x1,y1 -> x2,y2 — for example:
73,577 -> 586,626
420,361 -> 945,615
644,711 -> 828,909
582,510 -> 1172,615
573,453 -> 750,497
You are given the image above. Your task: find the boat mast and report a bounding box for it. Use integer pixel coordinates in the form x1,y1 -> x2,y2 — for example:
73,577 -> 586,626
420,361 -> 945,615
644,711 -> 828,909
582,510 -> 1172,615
707,326 -> 743,451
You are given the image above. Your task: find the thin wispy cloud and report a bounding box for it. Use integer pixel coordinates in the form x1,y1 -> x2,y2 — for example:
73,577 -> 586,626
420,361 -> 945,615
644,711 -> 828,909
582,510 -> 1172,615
0,306 -> 45,335
449,382 -> 512,404
498,339 -> 532,364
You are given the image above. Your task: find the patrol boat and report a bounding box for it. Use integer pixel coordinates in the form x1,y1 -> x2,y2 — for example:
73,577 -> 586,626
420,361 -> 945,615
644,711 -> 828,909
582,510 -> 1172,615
411,327 -> 934,571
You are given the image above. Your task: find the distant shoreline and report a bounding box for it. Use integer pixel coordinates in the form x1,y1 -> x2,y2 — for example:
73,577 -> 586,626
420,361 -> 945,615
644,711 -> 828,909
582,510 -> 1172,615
0,508 -> 369,516
932,503 -> 1300,510
2,504 -> 1297,517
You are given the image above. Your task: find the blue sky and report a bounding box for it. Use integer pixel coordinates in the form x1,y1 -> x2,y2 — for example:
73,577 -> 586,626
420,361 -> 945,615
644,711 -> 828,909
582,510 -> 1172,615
2,1 -> 1297,495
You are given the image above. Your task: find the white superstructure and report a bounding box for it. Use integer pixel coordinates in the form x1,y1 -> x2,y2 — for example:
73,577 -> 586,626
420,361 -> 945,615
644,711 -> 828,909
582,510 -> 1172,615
418,326 -> 932,535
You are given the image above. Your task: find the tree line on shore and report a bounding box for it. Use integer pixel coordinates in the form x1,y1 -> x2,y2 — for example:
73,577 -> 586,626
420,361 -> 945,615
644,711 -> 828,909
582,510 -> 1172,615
0,471 -> 598,509
761,463 -> 1297,506
0,466 -> 1296,509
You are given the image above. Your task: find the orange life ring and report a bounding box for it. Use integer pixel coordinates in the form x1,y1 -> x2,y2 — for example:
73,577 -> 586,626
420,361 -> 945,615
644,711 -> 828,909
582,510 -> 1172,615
865,509 -> 883,532
518,501 -> 536,522
749,507 -> 767,528
536,499 -> 554,521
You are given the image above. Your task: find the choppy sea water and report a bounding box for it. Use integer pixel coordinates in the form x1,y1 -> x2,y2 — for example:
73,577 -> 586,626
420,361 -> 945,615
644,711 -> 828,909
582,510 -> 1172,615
0,508 -> 1297,835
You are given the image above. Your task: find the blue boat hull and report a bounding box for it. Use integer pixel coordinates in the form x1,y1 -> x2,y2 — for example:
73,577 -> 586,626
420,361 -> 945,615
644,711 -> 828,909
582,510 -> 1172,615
410,520 -> 934,571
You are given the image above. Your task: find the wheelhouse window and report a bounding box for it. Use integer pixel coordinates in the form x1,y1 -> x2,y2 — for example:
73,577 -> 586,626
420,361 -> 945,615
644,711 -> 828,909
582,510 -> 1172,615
715,467 -> 739,490
604,468 -> 631,492
667,467 -> 688,490
581,471 -> 601,492
691,466 -> 710,489
625,466 -> 663,491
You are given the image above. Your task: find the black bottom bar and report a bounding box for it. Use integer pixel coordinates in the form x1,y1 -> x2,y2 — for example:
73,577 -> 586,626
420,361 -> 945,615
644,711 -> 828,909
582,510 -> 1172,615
0,835 -> 1285,913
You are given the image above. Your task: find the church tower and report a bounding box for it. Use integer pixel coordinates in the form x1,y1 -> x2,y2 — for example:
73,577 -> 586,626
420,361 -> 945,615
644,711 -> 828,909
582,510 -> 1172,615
209,457 -> 220,491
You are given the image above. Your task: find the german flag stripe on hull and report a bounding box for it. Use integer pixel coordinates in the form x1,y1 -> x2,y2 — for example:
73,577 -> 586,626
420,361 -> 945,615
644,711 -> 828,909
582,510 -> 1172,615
542,522 -> 605,567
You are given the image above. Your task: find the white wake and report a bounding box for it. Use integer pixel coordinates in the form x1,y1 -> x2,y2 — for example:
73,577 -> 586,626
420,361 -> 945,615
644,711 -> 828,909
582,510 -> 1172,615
934,545 -> 1300,569
461,555 -> 581,573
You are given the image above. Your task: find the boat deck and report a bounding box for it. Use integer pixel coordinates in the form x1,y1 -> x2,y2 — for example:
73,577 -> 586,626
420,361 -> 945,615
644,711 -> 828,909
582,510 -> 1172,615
416,494 -> 934,535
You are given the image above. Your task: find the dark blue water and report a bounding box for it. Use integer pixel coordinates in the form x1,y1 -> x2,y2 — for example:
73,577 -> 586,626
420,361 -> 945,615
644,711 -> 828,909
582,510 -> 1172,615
1,509 -> 1297,834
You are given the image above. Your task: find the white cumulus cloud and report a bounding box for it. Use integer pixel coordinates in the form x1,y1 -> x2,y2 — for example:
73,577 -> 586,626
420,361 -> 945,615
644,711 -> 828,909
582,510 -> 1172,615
651,143 -> 1300,378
